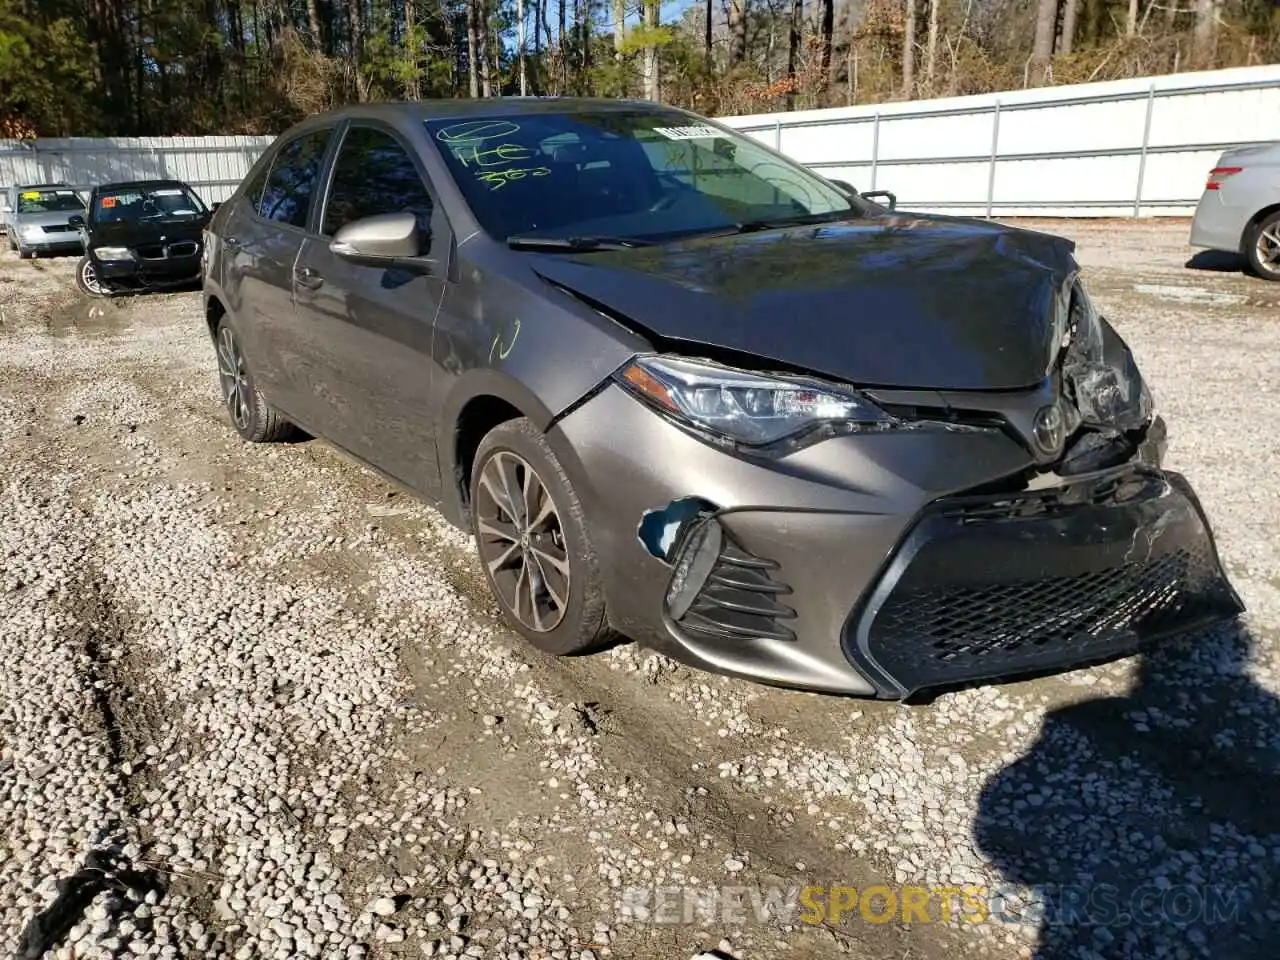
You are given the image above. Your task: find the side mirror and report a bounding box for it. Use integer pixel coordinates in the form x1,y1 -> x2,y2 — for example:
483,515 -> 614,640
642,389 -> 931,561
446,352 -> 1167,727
828,178 -> 858,196
210,202 -> 222,214
861,190 -> 898,211
330,211 -> 431,270
68,214 -> 85,227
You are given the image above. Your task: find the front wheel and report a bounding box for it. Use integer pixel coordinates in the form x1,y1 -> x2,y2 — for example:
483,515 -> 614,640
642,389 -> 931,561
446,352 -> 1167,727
1246,211 -> 1280,281
75,255 -> 111,296
470,418 -> 612,655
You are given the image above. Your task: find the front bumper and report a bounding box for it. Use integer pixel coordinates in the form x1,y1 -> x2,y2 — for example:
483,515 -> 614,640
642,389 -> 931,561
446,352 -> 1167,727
550,385 -> 1242,699
17,234 -> 84,254
96,253 -> 201,286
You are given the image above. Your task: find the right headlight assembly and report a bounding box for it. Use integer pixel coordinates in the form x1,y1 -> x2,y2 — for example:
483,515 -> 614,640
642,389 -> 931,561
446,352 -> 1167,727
615,354 -> 900,450
93,246 -> 134,260
1062,278 -> 1153,432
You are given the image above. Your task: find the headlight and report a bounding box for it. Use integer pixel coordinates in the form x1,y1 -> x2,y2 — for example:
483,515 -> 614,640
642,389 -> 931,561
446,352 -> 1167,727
93,246 -> 133,260
615,355 -> 896,447
18,224 -> 42,239
1063,278 -> 1153,432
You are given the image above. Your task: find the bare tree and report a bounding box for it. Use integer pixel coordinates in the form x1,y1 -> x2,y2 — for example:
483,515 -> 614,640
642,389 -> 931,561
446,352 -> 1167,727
466,0 -> 480,96
1057,0 -> 1077,54
727,0 -> 747,66
820,0 -> 834,76
518,0 -> 528,94
614,0 -> 625,60
643,0 -> 661,100
903,0 -> 917,97
1030,0 -> 1057,85
1193,0 -> 1218,64
925,0 -> 938,86
1126,0 -> 1139,36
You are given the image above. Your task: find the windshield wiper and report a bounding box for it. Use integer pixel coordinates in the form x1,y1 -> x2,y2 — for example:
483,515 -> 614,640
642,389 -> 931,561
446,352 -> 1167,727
507,234 -> 654,251
728,211 -> 854,235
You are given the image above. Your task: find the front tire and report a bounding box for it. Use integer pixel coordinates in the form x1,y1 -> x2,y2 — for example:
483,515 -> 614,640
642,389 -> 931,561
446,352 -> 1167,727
470,418 -> 611,655
75,255 -> 111,295
214,317 -> 297,442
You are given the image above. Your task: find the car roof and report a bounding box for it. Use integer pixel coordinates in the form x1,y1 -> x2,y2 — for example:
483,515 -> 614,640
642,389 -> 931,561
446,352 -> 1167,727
92,179 -> 193,193
307,96 -> 682,125
14,183 -> 76,191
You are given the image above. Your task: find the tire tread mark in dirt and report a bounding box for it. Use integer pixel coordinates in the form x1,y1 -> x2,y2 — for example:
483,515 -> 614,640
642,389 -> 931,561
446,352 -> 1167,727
13,566 -> 166,960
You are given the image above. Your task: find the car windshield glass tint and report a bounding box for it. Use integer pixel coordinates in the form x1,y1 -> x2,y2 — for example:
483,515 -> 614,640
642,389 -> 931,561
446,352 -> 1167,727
423,111 -> 859,243
17,189 -> 84,214
94,186 -> 205,224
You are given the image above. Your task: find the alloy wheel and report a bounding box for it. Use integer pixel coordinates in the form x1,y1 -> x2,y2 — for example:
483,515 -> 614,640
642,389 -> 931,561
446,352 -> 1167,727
216,326 -> 252,431
1255,222 -> 1280,273
80,258 -> 106,294
474,451 -> 570,633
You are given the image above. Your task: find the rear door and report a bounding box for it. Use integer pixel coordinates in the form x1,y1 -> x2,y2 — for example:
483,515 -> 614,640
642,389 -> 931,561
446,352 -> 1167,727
292,122 -> 451,497
224,127 -> 335,425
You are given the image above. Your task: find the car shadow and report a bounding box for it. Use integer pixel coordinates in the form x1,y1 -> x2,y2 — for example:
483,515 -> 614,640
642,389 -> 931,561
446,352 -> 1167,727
1184,250 -> 1251,275
973,619 -> 1279,958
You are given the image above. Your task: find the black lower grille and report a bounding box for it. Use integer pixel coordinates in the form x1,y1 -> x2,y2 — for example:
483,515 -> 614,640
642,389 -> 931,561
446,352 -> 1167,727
42,224 -> 73,233
167,241 -> 198,258
671,532 -> 797,643
845,470 -> 1242,696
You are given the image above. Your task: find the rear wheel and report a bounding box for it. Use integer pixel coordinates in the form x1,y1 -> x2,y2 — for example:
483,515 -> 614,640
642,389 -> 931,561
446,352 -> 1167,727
214,318 -> 297,442
1246,210 -> 1280,282
17,243 -> 33,260
470,418 -> 611,655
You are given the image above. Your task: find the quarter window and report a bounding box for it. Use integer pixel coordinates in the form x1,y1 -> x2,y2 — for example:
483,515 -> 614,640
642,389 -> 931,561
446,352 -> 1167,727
322,126 -> 434,237
258,129 -> 332,229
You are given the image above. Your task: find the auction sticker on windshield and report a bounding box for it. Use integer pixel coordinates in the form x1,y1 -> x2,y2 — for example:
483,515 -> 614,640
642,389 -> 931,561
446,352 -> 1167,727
653,125 -> 720,140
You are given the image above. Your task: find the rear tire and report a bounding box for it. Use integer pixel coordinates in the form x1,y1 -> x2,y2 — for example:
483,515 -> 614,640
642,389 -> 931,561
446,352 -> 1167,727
470,417 -> 612,655
214,317 -> 297,443
1246,210 -> 1280,282
17,244 -> 33,260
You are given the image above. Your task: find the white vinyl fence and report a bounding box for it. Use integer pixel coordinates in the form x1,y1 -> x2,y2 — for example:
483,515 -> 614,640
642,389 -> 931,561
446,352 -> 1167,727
718,64 -> 1280,217
2,64 -> 1277,222
0,135 -> 274,215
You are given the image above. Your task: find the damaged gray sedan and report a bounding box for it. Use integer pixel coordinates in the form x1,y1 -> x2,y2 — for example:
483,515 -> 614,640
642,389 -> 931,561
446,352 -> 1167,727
202,98 -> 1243,699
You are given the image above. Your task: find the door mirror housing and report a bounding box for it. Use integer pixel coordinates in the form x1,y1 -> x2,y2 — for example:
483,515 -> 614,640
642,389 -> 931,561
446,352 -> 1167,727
210,202 -> 222,214
860,189 -> 898,211
330,211 -> 431,271
828,178 -> 858,197
68,213 -> 85,228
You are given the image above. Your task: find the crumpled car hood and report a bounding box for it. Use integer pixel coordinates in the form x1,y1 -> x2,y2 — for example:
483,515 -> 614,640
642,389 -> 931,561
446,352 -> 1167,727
528,214 -> 1079,391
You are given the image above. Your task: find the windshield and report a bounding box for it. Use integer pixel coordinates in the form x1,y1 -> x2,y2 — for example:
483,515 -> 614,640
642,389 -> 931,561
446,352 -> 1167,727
16,189 -> 85,214
93,185 -> 206,224
424,110 -> 861,243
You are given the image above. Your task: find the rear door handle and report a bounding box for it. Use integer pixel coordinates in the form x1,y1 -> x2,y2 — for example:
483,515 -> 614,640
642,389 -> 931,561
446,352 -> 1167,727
223,235 -> 241,249
294,265 -> 324,290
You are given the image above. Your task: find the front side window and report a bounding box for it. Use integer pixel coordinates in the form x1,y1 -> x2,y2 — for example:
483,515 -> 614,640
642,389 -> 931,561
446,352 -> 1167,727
424,111 -> 859,243
17,188 -> 85,214
259,129 -> 332,229
92,185 -> 206,224
322,126 -> 434,237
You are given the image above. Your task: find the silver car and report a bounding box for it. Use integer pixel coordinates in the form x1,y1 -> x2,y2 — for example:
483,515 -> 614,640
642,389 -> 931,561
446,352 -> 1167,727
3,183 -> 88,259
1188,142 -> 1280,281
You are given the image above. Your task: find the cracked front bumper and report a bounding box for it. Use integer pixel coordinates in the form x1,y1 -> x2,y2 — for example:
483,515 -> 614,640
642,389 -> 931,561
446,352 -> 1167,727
549,385 -> 1243,699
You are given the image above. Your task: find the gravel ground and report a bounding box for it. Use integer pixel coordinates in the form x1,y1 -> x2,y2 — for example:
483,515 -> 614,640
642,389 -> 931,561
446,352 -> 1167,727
0,220 -> 1277,960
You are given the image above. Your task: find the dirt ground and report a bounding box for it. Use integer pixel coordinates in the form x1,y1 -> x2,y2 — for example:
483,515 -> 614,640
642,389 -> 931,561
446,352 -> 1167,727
1,220 -> 1278,960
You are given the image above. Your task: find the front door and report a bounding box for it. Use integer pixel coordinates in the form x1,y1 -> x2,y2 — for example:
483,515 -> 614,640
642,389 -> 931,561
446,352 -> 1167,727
292,123 -> 451,498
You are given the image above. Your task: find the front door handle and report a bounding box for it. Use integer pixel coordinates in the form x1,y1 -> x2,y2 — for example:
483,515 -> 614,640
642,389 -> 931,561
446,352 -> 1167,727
294,265 -> 324,290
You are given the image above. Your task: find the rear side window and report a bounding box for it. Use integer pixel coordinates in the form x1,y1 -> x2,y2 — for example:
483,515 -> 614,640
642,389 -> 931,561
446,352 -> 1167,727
321,126 -> 434,237
258,129 -> 332,229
